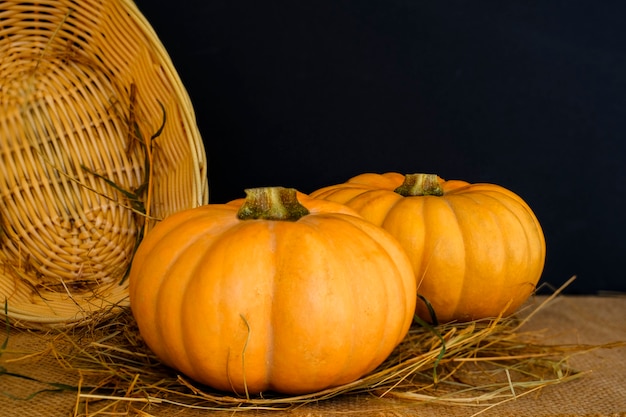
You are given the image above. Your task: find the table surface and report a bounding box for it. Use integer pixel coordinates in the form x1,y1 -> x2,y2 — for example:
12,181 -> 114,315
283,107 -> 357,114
2,295 -> 626,417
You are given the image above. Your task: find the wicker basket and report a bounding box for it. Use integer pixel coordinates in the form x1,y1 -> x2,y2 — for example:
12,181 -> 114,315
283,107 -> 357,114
0,0 -> 208,327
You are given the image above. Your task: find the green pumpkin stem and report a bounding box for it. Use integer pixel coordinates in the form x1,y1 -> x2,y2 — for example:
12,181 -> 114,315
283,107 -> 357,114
394,173 -> 444,197
237,187 -> 310,221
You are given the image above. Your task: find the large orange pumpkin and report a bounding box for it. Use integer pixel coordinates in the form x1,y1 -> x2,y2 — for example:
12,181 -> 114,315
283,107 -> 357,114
128,187 -> 416,395
311,173 -> 546,323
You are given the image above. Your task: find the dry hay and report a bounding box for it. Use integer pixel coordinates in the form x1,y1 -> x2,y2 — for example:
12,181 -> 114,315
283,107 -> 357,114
2,276 -> 623,416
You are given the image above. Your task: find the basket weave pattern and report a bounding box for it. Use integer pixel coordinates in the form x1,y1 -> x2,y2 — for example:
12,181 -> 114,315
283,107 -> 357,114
0,0 -> 208,327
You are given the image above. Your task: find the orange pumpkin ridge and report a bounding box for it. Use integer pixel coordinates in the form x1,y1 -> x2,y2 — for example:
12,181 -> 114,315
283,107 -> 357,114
310,173 -> 546,324
128,187 -> 416,395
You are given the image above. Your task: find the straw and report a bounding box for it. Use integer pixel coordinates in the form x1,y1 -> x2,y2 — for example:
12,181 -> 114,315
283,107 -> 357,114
4,277 -> 622,416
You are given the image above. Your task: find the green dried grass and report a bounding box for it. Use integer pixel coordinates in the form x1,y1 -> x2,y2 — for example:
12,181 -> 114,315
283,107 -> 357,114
3,276 -> 623,416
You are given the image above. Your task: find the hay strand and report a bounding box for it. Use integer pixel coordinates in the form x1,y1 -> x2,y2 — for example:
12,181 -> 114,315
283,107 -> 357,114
3,277 -> 624,417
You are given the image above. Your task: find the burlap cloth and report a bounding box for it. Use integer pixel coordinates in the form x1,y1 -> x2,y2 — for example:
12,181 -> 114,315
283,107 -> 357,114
2,295 -> 625,417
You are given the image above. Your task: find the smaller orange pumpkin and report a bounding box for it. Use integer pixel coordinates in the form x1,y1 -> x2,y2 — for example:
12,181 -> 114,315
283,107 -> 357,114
129,187 -> 416,395
311,173 -> 546,323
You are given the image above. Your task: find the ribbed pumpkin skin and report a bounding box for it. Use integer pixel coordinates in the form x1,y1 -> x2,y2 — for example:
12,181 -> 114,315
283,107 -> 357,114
311,174 -> 546,323
128,194 -> 416,395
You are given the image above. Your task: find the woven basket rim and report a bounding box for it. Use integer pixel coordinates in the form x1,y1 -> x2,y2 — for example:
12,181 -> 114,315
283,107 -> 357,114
0,0 -> 208,328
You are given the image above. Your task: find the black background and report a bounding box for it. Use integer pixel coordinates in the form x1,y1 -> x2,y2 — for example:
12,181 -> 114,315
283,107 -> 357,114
134,1 -> 625,295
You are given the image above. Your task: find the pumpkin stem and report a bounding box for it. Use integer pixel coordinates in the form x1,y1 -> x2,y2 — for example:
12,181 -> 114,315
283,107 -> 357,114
237,187 -> 310,221
394,173 -> 444,197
